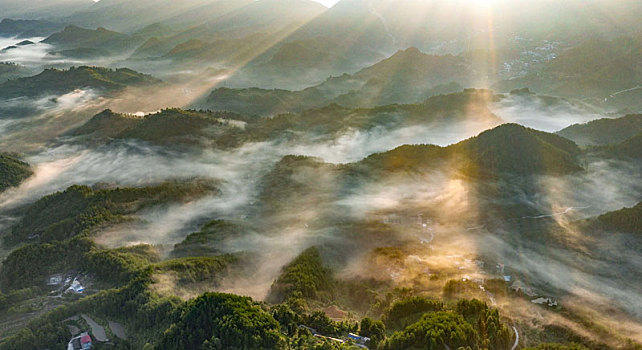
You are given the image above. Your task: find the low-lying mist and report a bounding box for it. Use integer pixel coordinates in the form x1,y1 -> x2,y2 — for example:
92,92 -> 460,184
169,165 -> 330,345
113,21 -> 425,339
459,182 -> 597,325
1,70 -> 639,345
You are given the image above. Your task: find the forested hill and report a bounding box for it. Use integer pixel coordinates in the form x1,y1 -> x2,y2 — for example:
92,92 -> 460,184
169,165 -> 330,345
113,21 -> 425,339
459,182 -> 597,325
596,202 -> 642,234
358,123 -> 582,177
558,114 -> 642,146
0,153 -> 31,193
0,66 -> 160,99
42,25 -> 136,51
70,108 -> 247,147
0,18 -> 65,37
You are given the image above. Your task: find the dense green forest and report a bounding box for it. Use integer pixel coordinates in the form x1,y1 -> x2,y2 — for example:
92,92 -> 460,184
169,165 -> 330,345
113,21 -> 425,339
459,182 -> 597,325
71,108 -> 247,147
4,180 -> 218,246
596,202 -> 642,234
0,180 -> 218,290
558,114 -> 642,146
357,123 -> 582,178
0,243 -> 524,350
0,105 -> 640,350
0,153 -> 31,193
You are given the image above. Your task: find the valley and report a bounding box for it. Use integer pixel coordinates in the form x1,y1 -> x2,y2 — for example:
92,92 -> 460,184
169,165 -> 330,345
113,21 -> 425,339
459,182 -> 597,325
0,1 -> 640,350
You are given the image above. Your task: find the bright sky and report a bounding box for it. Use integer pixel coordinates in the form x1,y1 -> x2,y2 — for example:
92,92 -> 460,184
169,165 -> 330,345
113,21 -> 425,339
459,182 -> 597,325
312,0 -> 340,7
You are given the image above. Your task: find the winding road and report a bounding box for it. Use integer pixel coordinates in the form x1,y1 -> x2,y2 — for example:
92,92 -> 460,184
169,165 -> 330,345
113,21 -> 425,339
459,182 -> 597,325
511,326 -> 520,350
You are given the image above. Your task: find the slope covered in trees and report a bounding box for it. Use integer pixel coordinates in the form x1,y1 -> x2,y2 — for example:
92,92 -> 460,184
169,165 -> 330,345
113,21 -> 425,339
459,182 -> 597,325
171,220 -> 245,258
156,292 -> 285,350
0,153 -> 31,193
71,108 -> 247,147
267,247 -> 334,304
0,18 -> 65,37
5,181 -> 218,246
596,202 -> 642,234
495,35 -> 642,109
358,123 -> 582,177
0,66 -> 160,99
0,181 -> 218,291
198,48 -> 475,116
558,114 -> 642,146
42,25 -> 138,51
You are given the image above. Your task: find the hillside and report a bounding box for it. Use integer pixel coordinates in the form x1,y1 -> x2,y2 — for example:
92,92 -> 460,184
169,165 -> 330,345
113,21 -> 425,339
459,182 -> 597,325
558,114 -> 642,146
47,47 -> 112,59
0,18 -> 65,37
2,2 -> 642,349
593,132 -> 642,160
0,153 -> 32,193
4,181 -> 218,247
0,62 -> 29,83
0,66 -> 160,99
495,35 -> 642,109
60,0 -> 230,33
339,47 -> 470,106
240,90 -> 501,145
198,48 -> 475,115
42,25 -> 139,52
77,91 -> 502,149
71,108 -> 247,147
129,0 -> 324,60
171,220 -> 246,258
359,123 -> 582,177
596,202 -> 642,234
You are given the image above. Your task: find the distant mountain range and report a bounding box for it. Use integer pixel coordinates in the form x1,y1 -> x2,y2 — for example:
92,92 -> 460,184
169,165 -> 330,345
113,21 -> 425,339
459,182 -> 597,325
0,18 -> 66,38
196,47 -> 477,115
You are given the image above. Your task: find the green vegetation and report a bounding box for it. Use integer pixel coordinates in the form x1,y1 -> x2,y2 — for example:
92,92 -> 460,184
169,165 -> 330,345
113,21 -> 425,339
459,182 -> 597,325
524,344 -> 589,350
267,247 -> 334,305
594,132 -> 642,160
382,296 -> 443,331
380,299 -> 512,350
48,47 -> 112,59
71,108 -> 246,147
380,311 -> 479,350
0,18 -> 65,37
153,255 -> 238,285
596,202 -> 642,234
0,287 -> 41,313
0,62 -> 29,82
443,279 -> 485,300
0,236 -> 95,290
359,123 -> 582,178
199,48 -> 474,115
359,317 -> 386,347
155,292 -> 285,350
0,153 -> 32,193
84,245 -> 160,285
42,25 -> 135,51
0,181 -> 217,291
0,66 -> 160,99
172,220 -> 245,258
5,180 -> 218,245
558,114 -> 642,146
